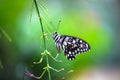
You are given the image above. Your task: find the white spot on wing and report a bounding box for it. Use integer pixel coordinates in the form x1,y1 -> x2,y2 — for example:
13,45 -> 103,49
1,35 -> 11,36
80,44 -> 83,47
76,39 -> 79,42
73,40 -> 76,43
81,49 -> 83,52
77,48 -> 80,51
86,44 -> 88,48
83,49 -> 86,51
69,51 -> 71,54
75,50 -> 77,53
72,57 -> 75,60
62,45 -> 65,50
72,52 -> 75,55
69,58 -> 71,60
64,37 -> 69,42
63,42 -> 67,46
80,40 -> 82,43
68,42 -> 71,44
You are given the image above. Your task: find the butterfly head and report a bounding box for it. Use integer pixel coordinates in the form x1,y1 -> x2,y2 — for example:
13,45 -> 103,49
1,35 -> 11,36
53,32 -> 59,39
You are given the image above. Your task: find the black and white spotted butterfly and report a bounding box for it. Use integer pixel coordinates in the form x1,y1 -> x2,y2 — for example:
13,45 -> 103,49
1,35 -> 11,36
53,32 -> 90,60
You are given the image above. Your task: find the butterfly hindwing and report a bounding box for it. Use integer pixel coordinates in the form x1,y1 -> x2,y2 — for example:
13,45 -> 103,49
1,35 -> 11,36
62,36 -> 90,60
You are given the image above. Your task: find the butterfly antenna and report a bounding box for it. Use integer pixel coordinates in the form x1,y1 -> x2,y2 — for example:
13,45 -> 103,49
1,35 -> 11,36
46,20 -> 61,40
56,20 -> 61,32
50,21 -> 56,32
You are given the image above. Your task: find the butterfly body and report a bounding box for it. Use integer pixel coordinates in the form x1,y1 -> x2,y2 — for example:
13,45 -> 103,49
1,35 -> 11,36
53,32 -> 90,60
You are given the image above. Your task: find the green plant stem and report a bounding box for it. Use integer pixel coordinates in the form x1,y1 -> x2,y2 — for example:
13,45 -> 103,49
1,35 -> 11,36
34,0 -> 46,49
34,0 -> 51,80
46,54 -> 51,80
0,27 -> 12,42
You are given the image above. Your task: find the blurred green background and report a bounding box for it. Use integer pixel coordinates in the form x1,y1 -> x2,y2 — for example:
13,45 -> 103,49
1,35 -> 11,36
0,0 -> 120,80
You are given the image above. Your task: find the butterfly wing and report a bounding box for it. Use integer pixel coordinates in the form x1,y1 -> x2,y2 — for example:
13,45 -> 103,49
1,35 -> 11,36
62,35 -> 90,60
55,42 -> 62,53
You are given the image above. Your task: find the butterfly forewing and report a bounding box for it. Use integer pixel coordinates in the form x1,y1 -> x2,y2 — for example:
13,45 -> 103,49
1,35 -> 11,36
53,32 -> 90,60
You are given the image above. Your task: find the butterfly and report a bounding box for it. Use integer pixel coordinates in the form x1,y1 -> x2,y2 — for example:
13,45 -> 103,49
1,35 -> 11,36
53,32 -> 90,60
